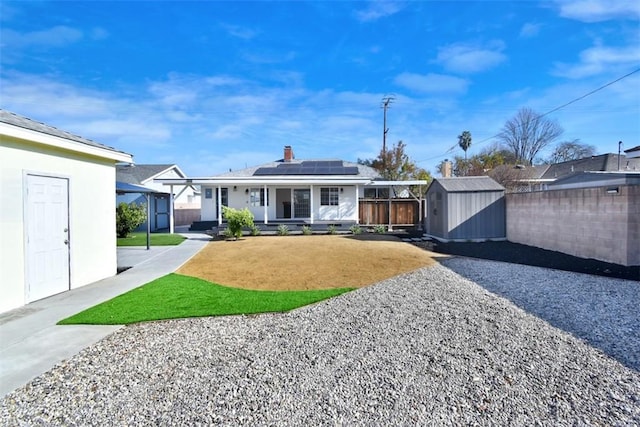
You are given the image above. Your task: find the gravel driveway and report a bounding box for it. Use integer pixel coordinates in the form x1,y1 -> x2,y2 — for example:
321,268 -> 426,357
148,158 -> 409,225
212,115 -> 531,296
2,261 -> 639,425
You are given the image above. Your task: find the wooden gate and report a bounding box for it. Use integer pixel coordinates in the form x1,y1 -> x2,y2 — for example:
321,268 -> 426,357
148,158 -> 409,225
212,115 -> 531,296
359,199 -> 421,226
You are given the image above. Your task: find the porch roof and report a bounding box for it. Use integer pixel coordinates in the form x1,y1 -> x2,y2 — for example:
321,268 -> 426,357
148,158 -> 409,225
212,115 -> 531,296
156,177 -> 387,186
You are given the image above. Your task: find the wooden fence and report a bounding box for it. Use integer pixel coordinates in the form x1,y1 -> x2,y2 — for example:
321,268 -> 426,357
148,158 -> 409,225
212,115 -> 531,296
359,199 -> 422,226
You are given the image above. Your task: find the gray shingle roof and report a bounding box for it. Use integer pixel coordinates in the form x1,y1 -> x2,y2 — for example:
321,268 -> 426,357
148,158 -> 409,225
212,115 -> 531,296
116,164 -> 177,184
434,176 -> 504,192
0,109 -> 129,156
540,154 -> 640,179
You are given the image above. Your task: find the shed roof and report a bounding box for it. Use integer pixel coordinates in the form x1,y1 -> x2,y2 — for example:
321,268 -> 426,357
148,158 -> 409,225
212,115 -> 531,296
433,176 -> 504,192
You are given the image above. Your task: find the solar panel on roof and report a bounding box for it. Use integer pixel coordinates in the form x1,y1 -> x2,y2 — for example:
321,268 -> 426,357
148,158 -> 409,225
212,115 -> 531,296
253,161 -> 359,176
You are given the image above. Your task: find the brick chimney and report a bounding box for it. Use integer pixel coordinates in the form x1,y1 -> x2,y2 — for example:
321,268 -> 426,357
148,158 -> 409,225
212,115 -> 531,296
284,145 -> 294,162
442,159 -> 452,178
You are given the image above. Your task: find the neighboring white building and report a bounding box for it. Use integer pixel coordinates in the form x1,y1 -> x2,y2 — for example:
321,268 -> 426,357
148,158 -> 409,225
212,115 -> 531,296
116,164 -> 200,208
0,110 -> 133,314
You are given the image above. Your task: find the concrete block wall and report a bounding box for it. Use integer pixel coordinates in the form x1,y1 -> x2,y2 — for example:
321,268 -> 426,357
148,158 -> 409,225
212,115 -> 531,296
506,185 -> 639,266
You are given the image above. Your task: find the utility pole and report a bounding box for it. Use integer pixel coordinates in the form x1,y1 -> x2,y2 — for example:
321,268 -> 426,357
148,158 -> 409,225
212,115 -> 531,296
381,96 -> 394,154
381,96 -> 394,173
618,141 -> 623,170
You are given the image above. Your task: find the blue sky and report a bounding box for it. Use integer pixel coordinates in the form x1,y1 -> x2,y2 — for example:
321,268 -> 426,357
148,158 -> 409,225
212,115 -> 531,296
1,0 -> 639,176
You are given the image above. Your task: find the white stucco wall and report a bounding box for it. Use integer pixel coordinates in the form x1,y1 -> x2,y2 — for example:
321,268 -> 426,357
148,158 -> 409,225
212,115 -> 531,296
199,184 -> 359,223
1,140 -> 118,313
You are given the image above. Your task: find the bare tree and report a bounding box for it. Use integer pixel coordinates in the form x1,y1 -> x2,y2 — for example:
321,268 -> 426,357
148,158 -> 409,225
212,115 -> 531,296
548,139 -> 596,163
497,108 -> 563,165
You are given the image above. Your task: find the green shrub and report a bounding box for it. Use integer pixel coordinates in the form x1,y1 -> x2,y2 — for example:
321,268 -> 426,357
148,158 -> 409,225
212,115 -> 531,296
222,228 -> 235,240
301,225 -> 312,235
277,224 -> 290,236
349,224 -> 362,235
250,224 -> 261,236
373,225 -> 387,234
116,202 -> 147,238
327,224 -> 338,235
222,206 -> 255,239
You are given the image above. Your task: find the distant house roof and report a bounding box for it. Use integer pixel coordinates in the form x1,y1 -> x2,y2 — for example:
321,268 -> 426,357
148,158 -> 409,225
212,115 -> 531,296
547,171 -> 640,190
117,164 -> 183,185
624,145 -> 640,159
541,154 -> 640,179
0,109 -> 132,162
432,176 -> 504,192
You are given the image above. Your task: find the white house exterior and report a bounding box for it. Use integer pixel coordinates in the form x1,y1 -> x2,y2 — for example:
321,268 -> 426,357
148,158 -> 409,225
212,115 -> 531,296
117,164 -> 200,207
0,110 -> 133,314
157,146 -> 427,232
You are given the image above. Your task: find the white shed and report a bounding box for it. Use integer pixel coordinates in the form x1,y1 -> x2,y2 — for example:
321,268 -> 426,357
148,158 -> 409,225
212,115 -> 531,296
0,110 -> 133,314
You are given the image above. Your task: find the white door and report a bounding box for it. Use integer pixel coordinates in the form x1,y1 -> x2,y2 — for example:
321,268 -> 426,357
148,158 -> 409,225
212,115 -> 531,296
26,174 -> 70,302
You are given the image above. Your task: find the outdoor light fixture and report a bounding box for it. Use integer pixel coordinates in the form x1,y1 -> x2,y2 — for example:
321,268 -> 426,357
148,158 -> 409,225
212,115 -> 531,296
245,188 -> 249,194
340,188 -> 344,192
606,187 -> 619,194
233,186 -> 237,191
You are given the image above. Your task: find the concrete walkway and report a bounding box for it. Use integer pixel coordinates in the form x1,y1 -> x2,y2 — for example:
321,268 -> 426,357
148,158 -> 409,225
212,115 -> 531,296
0,231 -> 211,398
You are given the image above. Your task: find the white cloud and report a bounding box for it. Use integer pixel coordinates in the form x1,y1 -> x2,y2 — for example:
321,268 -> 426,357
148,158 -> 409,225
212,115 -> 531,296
354,1 -> 404,22
393,72 -> 469,94
1,25 -> 83,48
519,23 -> 541,38
220,23 -> 259,40
435,41 -> 507,74
552,45 -> 640,78
554,0 -> 640,22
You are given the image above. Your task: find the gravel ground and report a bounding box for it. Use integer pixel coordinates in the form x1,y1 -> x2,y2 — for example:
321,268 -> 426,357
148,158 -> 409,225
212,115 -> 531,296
2,262 -> 639,425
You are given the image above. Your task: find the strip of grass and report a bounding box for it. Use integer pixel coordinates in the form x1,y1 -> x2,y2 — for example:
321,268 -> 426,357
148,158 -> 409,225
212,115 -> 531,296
117,232 -> 186,246
58,273 -> 354,325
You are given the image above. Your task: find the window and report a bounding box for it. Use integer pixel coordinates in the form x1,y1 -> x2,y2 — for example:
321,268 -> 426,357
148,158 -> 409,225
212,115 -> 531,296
320,187 -> 339,206
204,188 -> 213,199
250,188 -> 268,207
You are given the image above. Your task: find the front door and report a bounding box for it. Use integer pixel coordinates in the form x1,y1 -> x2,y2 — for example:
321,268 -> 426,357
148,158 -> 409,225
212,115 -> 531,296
293,189 -> 310,218
25,174 -> 70,302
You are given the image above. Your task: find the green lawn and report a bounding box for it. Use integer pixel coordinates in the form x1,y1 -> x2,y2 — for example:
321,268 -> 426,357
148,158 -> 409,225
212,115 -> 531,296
117,232 -> 186,246
58,273 -> 354,325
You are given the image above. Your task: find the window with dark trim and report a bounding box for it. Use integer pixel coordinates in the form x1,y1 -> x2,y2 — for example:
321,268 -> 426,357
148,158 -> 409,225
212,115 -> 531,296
250,188 -> 269,206
320,187 -> 339,206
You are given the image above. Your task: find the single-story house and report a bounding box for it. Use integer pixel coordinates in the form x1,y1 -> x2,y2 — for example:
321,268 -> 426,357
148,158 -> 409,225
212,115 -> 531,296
0,110 -> 133,314
156,146 -> 427,233
116,164 -> 199,207
425,176 -> 506,242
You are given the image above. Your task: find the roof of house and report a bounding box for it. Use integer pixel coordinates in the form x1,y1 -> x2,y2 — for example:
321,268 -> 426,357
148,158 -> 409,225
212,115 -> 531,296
488,164 -> 550,181
540,154 -> 640,179
547,171 -> 640,189
217,159 -> 381,180
431,176 -> 504,192
0,109 -> 131,159
116,164 -> 181,184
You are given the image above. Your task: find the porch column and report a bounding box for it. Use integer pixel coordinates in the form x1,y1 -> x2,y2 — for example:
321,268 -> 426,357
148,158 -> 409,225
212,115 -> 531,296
355,185 -> 360,224
388,185 -> 393,231
309,185 -> 314,224
263,184 -> 268,224
169,184 -> 175,234
217,185 -> 222,225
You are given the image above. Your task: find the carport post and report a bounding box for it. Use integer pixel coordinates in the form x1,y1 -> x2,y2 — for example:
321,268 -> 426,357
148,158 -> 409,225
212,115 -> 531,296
145,193 -> 150,250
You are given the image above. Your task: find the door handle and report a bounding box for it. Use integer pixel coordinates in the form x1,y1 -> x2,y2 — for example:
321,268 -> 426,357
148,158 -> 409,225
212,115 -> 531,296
64,239 -> 69,245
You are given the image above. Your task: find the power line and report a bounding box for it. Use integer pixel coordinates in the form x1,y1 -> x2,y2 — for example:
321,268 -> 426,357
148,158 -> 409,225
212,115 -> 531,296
417,66 -> 640,164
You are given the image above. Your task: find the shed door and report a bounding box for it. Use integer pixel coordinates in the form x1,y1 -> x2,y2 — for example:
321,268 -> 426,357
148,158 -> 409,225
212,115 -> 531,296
26,175 -> 70,302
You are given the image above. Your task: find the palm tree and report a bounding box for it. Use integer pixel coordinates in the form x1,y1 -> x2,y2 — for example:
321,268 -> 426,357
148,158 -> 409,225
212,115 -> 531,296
458,130 -> 472,160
